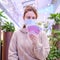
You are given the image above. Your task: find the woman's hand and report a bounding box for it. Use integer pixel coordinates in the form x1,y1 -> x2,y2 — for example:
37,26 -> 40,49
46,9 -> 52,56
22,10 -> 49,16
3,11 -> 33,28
29,33 -> 39,46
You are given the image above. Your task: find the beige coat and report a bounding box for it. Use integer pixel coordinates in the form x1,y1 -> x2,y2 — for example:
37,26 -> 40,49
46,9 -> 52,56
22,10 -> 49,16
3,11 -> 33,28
8,28 -> 50,60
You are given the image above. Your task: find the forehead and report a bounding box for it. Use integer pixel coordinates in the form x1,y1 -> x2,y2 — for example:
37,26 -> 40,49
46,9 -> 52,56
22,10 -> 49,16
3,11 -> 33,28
25,11 -> 36,17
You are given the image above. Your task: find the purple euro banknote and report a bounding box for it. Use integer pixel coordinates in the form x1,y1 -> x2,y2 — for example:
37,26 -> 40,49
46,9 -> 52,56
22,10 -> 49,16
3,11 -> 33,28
27,25 -> 41,34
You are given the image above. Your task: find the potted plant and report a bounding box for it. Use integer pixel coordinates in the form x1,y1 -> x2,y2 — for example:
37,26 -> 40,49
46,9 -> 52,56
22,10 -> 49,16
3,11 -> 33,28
1,21 -> 15,60
0,10 -> 7,60
1,21 -> 15,47
48,13 -> 60,49
47,13 -> 60,60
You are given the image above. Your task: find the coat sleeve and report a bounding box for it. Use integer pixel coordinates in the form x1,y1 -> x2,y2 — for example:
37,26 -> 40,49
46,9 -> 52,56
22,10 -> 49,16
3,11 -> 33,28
8,32 -> 18,60
33,31 -> 50,60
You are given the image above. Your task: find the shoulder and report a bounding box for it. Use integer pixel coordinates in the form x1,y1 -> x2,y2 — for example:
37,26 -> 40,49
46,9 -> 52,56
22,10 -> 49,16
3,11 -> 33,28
12,30 -> 22,36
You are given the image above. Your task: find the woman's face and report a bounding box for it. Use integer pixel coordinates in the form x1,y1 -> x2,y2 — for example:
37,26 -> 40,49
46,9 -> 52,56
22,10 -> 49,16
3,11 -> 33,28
24,11 -> 37,20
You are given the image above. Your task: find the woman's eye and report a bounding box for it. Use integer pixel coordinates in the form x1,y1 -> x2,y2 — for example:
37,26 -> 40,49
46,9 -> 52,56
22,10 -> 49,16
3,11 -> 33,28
32,17 -> 36,19
27,16 -> 31,19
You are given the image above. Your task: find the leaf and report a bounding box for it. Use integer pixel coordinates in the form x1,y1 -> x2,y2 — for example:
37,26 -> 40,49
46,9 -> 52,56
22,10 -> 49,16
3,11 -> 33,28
0,11 -> 7,19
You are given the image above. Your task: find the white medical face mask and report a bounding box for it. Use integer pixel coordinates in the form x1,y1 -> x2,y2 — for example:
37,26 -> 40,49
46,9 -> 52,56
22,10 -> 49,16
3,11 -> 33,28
24,19 -> 37,27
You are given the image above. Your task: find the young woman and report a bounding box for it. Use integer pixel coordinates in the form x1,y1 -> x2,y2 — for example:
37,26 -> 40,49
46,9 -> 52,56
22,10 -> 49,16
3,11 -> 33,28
8,5 -> 50,60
